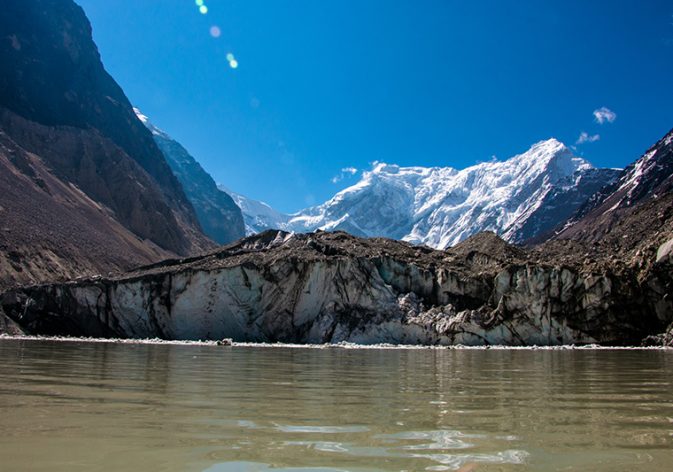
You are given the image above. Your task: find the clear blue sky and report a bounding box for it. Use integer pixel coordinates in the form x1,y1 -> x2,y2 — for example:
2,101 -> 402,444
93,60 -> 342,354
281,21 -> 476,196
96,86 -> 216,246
76,0 -> 673,213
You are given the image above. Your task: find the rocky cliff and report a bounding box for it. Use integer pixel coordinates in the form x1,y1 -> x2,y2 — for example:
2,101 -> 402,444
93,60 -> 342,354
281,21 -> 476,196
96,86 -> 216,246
2,228 -> 671,345
0,0 -> 215,289
0,0 -> 193,217
0,112 -> 176,290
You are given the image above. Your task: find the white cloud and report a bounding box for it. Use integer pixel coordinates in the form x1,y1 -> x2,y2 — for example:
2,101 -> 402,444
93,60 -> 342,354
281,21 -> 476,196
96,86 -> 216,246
576,132 -> 600,144
593,107 -> 617,124
331,167 -> 359,184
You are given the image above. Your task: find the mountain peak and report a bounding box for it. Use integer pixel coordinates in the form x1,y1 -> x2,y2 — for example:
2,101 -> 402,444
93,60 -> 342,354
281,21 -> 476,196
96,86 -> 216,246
371,162 -> 399,174
132,107 -> 149,125
133,108 -> 169,139
522,138 -> 572,161
535,137 -> 566,149
510,138 -> 591,179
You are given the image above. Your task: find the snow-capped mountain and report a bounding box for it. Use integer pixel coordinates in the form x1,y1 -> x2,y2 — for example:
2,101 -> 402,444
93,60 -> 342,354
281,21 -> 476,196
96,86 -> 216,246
233,139 -> 619,248
131,114 -> 620,249
217,186 -> 290,236
135,109 -> 245,244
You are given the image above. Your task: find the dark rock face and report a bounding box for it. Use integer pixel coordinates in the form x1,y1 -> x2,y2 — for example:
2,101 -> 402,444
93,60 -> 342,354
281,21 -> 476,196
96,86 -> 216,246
0,109 -> 199,254
0,0 -> 211,255
517,168 -> 621,244
0,305 -> 23,335
137,112 -> 246,245
2,230 -> 671,345
0,0 -> 185,201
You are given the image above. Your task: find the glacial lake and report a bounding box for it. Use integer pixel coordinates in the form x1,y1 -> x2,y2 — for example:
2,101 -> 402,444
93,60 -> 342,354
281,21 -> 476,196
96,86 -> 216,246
0,340 -> 672,471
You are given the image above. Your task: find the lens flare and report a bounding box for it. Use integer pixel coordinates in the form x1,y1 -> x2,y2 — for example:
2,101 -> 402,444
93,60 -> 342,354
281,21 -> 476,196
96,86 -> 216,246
199,5 -> 208,14
209,25 -> 221,38
226,52 -> 235,62
195,0 -> 204,5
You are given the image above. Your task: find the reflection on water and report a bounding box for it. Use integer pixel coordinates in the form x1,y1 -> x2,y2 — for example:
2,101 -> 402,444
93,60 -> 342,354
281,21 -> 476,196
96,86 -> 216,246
0,340 -> 672,471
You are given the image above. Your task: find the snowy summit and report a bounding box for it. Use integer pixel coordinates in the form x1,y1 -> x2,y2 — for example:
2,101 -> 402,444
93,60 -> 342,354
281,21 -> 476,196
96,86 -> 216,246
236,139 -> 619,248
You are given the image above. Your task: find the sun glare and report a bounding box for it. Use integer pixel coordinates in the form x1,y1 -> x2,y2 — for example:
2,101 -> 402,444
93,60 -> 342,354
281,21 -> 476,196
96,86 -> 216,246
209,25 -> 221,38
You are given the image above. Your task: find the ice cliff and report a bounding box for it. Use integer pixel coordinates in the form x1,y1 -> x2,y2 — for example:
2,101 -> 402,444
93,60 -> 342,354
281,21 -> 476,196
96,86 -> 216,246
2,230 -> 670,346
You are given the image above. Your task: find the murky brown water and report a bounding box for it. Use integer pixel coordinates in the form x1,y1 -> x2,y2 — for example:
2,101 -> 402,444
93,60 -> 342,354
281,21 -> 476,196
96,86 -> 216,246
0,340 -> 672,471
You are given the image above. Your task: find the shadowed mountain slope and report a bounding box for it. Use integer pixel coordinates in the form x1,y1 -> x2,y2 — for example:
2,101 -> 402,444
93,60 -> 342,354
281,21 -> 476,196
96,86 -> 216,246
0,0 -> 217,289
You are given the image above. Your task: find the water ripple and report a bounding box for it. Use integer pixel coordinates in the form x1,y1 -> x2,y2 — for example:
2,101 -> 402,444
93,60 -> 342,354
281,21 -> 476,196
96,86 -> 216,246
0,339 -> 671,471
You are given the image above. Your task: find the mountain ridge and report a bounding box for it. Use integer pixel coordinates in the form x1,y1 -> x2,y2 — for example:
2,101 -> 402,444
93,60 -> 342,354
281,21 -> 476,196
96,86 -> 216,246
135,109 -> 246,245
553,127 -> 673,249
230,138 -> 620,247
